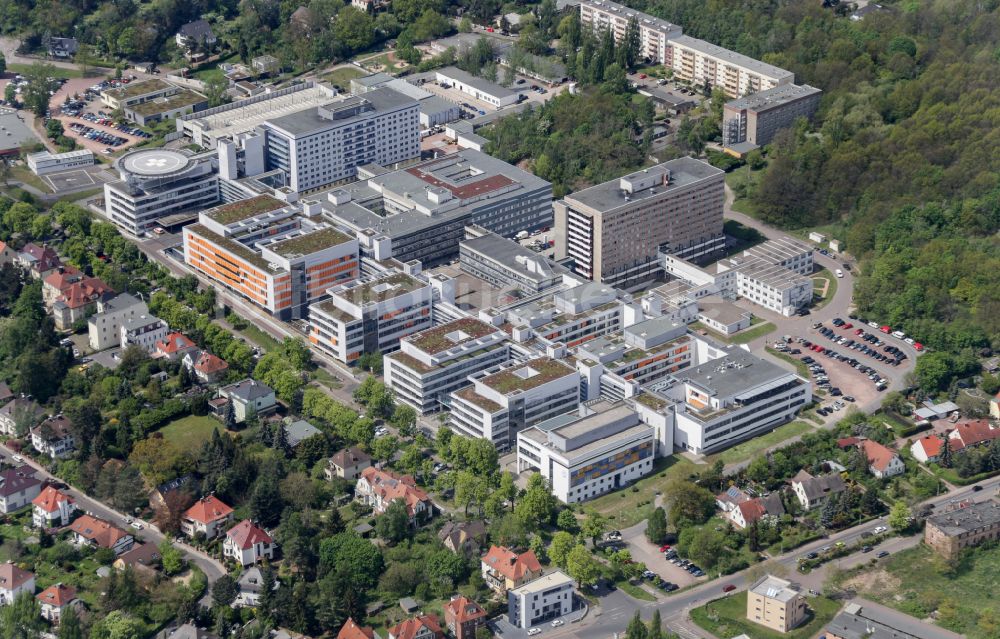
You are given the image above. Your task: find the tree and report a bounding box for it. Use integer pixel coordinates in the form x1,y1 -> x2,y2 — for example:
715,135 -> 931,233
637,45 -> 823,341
318,532 -> 384,588
565,545 -> 600,586
582,512 -> 607,546
212,574 -> 239,607
625,611 -> 648,639
334,6 -> 376,53
939,437 -> 953,468
390,404 -> 417,437
0,592 -> 44,638
21,62 -> 57,117
646,507 -> 667,544
58,605 -> 83,639
888,501 -> 913,532
249,473 -> 284,527
370,435 -> 399,463
549,531 -> 576,568
647,610 -> 663,639
376,499 -> 411,543
665,479 -> 715,528
90,611 -> 145,639
159,540 -> 185,575
557,509 -> 579,533
0,53 -> 5,76
223,398 -> 236,430
203,76 -> 230,108
515,474 -> 557,528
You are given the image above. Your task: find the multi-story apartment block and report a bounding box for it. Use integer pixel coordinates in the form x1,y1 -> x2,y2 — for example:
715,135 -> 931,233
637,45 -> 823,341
579,0 -> 681,65
554,158 -> 725,289
120,314 -> 169,352
449,357 -> 580,450
385,318 -> 510,413
183,194 -> 359,320
578,0 -> 793,98
664,36 -> 794,98
723,84 -> 822,151
516,401 -> 656,503
88,293 -> 148,351
652,347 -> 811,454
924,500 -> 1000,559
747,575 -> 807,633
324,150 -> 553,266
103,149 -> 219,235
507,571 -> 575,629
308,272 -> 433,364
256,88 -> 420,192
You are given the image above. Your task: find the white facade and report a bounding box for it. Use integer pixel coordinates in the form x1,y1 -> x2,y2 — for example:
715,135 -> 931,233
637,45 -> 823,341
88,294 -> 149,351
449,357 -> 581,450
665,35 -> 794,98
579,0 -> 681,65
27,150 -> 94,176
435,68 -> 520,108
516,402 -> 656,503
0,567 -> 34,606
507,571 -> 575,629
385,318 -> 510,414
120,314 -> 169,352
308,272 -> 433,365
257,88 -> 420,193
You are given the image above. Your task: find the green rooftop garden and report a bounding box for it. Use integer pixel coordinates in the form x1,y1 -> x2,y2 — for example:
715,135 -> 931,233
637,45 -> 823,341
206,195 -> 285,225
407,317 -> 496,354
344,272 -> 422,305
128,89 -> 206,116
483,357 -> 573,394
269,227 -> 353,256
109,77 -> 170,99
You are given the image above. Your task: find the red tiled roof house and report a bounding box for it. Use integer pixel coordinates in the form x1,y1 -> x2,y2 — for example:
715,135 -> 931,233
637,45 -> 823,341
444,596 -> 487,639
224,519 -> 275,567
182,495 -> 234,539
480,545 -> 543,594
32,485 -> 76,528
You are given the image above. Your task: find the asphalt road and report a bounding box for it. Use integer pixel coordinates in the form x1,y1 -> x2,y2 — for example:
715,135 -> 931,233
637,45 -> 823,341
548,474 -> 1000,639
0,442 -> 226,604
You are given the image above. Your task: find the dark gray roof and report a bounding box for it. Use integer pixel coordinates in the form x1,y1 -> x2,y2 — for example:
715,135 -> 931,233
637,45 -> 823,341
826,602 -> 964,639
222,379 -> 274,403
563,157 -> 723,213
792,469 -> 846,501
461,232 -> 569,284
926,499 -> 1000,536
725,84 -> 821,113
283,419 -> 321,447
178,20 -> 214,40
0,466 -> 41,498
0,109 -> 41,152
679,348 -> 798,399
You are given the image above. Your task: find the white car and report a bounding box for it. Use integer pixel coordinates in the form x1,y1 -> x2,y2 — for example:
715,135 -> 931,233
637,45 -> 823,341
904,337 -> 915,345
528,629 -> 541,636
891,330 -> 906,339
873,526 -> 887,534
835,269 -> 844,278
868,321 -> 879,329
551,620 -> 564,628
11,455 -> 23,463
130,521 -> 144,530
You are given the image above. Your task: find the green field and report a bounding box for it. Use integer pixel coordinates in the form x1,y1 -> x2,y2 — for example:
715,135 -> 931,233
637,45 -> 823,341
158,414 -> 222,452
323,66 -> 365,88
585,456 -> 700,527
238,323 -> 281,352
832,544 -> 1000,639
731,321 -> 777,344
724,168 -> 765,218
811,268 -> 838,309
7,62 -> 96,79
691,591 -> 841,639
705,421 -> 814,466
615,578 -> 657,601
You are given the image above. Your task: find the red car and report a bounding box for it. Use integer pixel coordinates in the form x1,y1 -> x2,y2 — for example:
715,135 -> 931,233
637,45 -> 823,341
723,585 -> 736,593
639,73 -> 648,79
880,325 -> 891,334
659,544 -> 671,552
914,342 -> 924,351
843,322 -> 853,329
855,328 -> 864,335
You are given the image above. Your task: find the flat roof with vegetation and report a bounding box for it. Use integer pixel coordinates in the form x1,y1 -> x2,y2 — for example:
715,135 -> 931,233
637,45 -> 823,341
406,318 -> 499,355
635,393 -> 669,410
481,357 -> 574,394
128,89 -> 206,116
108,78 -> 171,100
268,227 -> 353,257
205,195 -> 285,225
342,272 -> 423,305
454,386 -> 504,413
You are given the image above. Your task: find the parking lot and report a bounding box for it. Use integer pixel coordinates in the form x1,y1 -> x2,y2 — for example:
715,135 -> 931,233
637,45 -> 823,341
51,77 -> 152,155
619,528 -> 704,592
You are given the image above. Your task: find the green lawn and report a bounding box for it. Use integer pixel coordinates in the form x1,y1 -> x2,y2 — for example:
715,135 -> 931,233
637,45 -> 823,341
191,54 -> 241,82
323,66 -> 365,88
615,579 -> 657,601
811,268 -> 838,309
724,168 -> 765,218
705,421 -> 814,466
7,165 -> 53,193
833,544 -> 1000,639
691,591 -> 841,639
158,414 -> 222,453
766,347 -> 810,378
731,321 -> 777,344
585,456 -> 700,527
7,62 -> 95,79
238,323 -> 281,352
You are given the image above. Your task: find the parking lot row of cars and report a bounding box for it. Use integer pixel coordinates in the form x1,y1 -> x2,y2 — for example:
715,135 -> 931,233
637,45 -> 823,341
67,121 -> 130,148
800,332 -> 890,393
80,111 -> 152,138
823,320 -> 906,366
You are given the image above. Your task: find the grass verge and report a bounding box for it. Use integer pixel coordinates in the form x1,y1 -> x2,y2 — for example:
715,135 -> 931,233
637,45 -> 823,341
323,66 -> 365,87
691,591 -> 840,639
811,268 -> 838,309
705,421 -> 813,466
8,63 -> 92,79
238,323 -> 281,352
615,579 -> 657,601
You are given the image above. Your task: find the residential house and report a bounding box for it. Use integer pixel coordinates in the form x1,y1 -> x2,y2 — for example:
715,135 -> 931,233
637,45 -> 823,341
0,562 -> 34,606
910,435 -> 944,464
716,486 -> 752,513
337,618 -> 378,639
0,382 -> 12,404
480,545 -> 543,594
0,397 -> 44,436
438,520 -> 487,555
924,499 -> 1000,559
175,19 -> 217,51
149,475 -> 194,513
183,350 -> 229,384
30,414 -> 76,459
170,623 -> 220,639
37,584 -> 79,624
42,269 -> 113,331
790,469 -> 846,511
120,314 -> 169,352
212,379 -> 277,424
858,440 -> 905,479
224,520 -> 275,567
68,514 -> 134,554
182,495 -> 234,539
0,466 -> 42,514
31,485 -> 76,528
948,419 -> 1000,451
88,293 -> 148,351
234,566 -> 279,608
0,241 -> 14,265
387,615 -> 443,639
46,37 -> 78,58
42,266 -> 84,306
355,467 -> 432,523
17,243 -> 62,279
153,333 -> 198,360
113,543 -> 162,575
728,493 -> 785,530
326,447 -> 372,481
746,575 -> 807,633
443,596 -> 487,639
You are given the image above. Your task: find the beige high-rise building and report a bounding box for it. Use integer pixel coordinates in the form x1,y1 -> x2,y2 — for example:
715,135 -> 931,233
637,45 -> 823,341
553,157 -> 725,289
746,575 -> 808,633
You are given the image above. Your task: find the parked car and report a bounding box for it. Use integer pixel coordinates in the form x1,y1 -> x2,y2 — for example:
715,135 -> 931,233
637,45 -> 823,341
551,620 -> 564,627
527,629 -> 541,636
876,551 -> 890,558
861,545 -> 873,553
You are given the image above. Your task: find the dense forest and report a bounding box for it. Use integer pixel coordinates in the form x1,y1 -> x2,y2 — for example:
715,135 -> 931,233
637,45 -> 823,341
626,0 -> 1000,365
